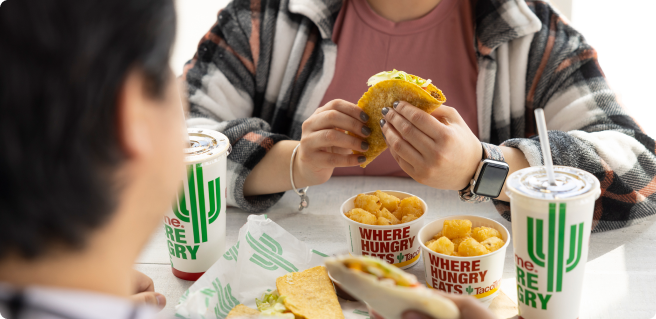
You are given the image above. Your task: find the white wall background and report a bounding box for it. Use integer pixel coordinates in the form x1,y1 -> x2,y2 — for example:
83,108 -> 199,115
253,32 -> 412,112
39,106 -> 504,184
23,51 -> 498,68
170,0 -> 230,76
172,0 -> 656,137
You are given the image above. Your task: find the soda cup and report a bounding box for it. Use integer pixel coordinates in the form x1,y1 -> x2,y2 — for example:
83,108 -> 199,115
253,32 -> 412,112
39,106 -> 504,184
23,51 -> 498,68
507,166 -> 600,319
164,128 -> 231,281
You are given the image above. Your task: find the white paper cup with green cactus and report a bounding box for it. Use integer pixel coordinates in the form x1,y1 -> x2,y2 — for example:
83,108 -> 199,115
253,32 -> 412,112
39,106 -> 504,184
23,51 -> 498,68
164,128 -> 231,281
507,166 -> 600,319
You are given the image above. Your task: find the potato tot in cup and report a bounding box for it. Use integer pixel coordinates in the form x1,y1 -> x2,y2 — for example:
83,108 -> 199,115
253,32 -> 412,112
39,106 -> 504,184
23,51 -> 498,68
341,191 -> 427,269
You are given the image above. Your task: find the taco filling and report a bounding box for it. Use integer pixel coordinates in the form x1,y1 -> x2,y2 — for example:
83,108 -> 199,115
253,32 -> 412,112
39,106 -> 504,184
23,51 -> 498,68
367,70 -> 441,100
344,257 -> 420,288
367,69 -> 432,88
255,291 -> 295,319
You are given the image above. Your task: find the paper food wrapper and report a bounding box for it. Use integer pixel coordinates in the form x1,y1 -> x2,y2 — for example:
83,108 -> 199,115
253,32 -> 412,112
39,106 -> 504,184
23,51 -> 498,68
174,215 -> 369,319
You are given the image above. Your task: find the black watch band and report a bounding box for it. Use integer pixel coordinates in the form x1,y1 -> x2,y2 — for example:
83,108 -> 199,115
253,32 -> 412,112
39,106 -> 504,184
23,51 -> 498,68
458,143 -> 506,203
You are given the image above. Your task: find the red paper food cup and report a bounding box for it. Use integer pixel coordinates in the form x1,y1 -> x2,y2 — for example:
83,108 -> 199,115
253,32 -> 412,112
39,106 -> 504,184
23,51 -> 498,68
341,190 -> 426,269
418,215 -> 510,307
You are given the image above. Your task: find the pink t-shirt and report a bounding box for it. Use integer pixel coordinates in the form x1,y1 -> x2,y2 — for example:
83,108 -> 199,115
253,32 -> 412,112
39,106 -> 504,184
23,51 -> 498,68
321,0 -> 478,177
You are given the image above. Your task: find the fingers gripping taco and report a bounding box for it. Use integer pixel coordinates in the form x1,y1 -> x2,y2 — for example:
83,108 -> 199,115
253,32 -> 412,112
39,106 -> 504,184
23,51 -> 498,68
350,70 -> 446,167
325,256 -> 459,319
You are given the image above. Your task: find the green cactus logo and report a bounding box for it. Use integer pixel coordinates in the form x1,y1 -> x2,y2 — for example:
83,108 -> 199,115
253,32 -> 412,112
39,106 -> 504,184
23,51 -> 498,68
223,241 -> 240,262
246,232 -> 298,272
173,163 -> 222,244
466,286 -> 474,295
212,278 -> 240,318
527,203 -> 584,292
396,252 -> 404,263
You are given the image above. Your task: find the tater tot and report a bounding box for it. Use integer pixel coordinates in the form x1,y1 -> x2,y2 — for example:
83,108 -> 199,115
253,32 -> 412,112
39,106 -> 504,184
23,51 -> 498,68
397,196 -> 424,218
377,208 -> 400,225
425,239 -> 437,247
432,231 -> 443,240
458,238 -> 490,257
472,226 -> 502,243
375,190 -> 400,213
443,220 -> 472,239
401,214 -> 418,223
427,237 -> 454,255
347,208 -> 377,225
481,237 -> 505,252
451,236 -> 470,252
377,217 -> 392,226
392,209 -> 404,221
354,194 -> 382,214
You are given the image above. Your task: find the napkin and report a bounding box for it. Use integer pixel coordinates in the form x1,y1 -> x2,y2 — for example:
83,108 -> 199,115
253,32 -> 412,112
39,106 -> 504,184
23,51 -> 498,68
174,214 -> 369,319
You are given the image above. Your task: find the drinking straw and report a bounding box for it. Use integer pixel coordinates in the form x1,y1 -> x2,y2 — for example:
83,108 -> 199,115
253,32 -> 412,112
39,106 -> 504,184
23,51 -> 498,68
179,96 -> 191,148
534,108 -> 557,186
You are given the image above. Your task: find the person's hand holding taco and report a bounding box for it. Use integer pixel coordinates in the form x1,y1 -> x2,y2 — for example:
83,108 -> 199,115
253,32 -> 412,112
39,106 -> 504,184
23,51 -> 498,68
358,70 -> 527,200
296,99 -> 372,186
380,100 -> 482,191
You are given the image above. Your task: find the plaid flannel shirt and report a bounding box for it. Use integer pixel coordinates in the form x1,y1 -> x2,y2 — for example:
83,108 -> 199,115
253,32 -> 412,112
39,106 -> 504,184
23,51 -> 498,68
183,0 -> 656,232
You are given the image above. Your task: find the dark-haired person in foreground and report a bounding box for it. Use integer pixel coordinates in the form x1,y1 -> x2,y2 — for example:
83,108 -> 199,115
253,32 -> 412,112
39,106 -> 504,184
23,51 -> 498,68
0,0 -> 183,316
0,0 -> 496,318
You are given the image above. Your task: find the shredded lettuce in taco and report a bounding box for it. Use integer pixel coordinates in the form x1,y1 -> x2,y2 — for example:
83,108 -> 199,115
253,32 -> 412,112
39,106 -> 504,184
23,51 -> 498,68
367,69 -> 432,88
255,291 -> 295,319
344,257 -> 420,288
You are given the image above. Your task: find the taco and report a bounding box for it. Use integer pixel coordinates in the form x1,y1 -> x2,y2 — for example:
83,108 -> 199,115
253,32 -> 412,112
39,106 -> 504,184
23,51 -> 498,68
325,256 -> 459,319
226,266 -> 344,319
350,70 -> 446,167
226,304 -> 263,318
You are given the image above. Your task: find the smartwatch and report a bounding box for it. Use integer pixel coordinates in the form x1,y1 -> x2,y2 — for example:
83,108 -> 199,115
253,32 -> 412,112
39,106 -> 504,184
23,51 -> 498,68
458,143 -> 509,202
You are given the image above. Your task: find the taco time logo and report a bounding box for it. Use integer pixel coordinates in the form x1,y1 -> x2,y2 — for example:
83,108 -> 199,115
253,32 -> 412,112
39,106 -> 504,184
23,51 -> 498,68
165,163 -> 222,260
359,226 -> 418,264
427,254 -> 498,295
516,203 -> 584,310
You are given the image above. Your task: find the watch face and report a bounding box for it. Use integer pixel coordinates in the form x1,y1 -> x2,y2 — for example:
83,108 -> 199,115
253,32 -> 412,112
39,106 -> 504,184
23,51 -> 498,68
473,162 -> 509,198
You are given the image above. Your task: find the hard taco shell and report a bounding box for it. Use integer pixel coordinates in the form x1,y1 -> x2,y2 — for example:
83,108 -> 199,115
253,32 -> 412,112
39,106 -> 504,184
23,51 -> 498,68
226,304 -> 262,318
276,266 -> 344,319
350,79 -> 446,167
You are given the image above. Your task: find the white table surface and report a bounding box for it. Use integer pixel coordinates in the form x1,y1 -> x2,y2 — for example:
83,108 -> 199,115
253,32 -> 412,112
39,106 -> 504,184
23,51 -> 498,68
136,176 -> 656,319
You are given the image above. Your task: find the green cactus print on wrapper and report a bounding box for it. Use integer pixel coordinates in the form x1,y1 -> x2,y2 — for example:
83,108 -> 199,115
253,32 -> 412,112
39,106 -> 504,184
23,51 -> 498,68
213,278 -> 240,318
223,241 -> 240,262
173,163 -> 222,244
527,203 -> 584,293
466,286 -> 474,295
246,232 -> 298,272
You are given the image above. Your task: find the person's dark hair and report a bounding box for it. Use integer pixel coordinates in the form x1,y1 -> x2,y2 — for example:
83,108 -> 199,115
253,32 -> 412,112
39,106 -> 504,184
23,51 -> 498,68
0,0 -> 176,259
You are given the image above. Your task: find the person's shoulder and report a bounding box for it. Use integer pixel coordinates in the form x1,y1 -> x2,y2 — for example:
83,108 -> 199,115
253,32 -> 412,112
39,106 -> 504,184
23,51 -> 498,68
222,0 -> 288,14
523,0 -> 566,25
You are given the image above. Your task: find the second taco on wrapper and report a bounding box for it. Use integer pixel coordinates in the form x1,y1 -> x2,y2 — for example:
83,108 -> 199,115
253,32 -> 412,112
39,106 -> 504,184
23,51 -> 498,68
350,70 -> 446,168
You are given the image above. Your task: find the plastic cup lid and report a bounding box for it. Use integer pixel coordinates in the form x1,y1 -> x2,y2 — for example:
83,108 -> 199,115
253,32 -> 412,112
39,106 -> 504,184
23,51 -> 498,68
508,166 -> 597,200
184,128 -> 230,162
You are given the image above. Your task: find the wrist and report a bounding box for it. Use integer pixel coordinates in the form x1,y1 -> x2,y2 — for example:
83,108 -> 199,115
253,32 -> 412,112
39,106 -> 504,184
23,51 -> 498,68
496,146 -> 530,202
292,144 -> 326,188
458,142 -> 484,191
458,143 -> 508,202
